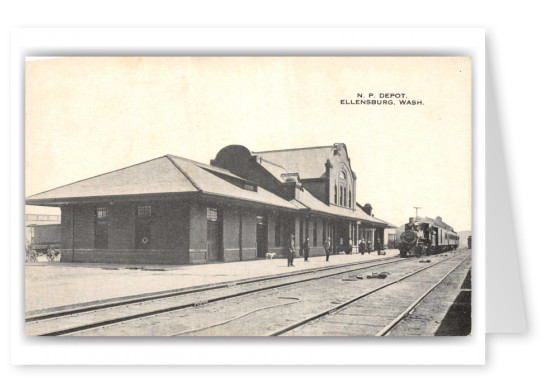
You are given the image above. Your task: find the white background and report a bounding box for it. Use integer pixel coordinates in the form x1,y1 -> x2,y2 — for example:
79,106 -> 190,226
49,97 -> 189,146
1,1 -> 548,389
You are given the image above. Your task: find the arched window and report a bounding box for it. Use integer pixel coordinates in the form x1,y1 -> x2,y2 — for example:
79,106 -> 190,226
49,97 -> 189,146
343,187 -> 347,206
338,169 -> 351,208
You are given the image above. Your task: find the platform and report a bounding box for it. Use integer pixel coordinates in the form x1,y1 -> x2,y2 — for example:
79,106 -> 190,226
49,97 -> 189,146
25,250 -> 400,314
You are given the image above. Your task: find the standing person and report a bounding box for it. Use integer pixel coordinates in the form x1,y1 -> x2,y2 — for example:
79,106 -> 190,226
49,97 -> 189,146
376,237 -> 382,255
324,236 -> 331,262
303,236 -> 310,262
359,238 -> 366,255
287,234 -> 295,267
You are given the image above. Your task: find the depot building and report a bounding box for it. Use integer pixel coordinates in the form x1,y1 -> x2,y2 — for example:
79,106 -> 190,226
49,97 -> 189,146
26,143 -> 395,264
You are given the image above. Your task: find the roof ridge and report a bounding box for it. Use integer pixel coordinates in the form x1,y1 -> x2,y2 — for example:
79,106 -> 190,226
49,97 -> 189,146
253,145 -> 333,154
27,155 -> 170,199
256,157 -> 289,172
165,155 -> 203,192
167,154 -> 209,167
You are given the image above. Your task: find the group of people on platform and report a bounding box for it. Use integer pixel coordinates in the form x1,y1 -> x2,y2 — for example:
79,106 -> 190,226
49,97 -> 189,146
286,234 -> 382,267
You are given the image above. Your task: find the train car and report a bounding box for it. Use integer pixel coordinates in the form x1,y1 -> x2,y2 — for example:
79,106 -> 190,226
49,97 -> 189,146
29,223 -> 61,254
398,216 -> 459,257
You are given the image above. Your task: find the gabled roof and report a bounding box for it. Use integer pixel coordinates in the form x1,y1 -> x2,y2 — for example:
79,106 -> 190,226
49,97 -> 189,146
253,146 -> 333,180
26,155 -> 299,211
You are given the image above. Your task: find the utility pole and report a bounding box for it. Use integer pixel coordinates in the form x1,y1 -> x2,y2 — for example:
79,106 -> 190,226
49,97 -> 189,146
413,206 -> 422,220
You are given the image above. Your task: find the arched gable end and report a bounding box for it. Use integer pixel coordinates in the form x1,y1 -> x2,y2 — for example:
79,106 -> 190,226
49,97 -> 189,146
329,144 -> 356,209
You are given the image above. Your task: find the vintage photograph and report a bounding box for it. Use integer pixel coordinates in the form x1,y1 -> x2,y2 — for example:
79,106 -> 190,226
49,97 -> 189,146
25,57 -> 471,336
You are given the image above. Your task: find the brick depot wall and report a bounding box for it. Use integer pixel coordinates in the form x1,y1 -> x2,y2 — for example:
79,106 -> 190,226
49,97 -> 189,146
72,249 -> 190,264
188,202 -> 207,264
62,201 -> 191,264
150,202 -> 189,250
222,208 -> 290,262
305,216 -> 325,257
265,212 -> 290,258
266,210 -> 285,257
60,206 -> 73,262
74,204 -> 95,249
301,179 -> 328,205
58,199 -> 354,265
241,210 -> 257,260
267,210 -> 277,251
222,208 -> 241,261
109,203 -> 135,250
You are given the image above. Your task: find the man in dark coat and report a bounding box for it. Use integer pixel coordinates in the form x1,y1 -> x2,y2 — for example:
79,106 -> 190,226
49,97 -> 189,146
287,234 -> 295,267
376,238 -> 382,255
303,236 -> 310,262
324,237 -> 331,262
359,238 -> 366,255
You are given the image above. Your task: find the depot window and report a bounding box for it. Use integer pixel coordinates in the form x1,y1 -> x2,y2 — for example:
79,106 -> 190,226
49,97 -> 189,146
96,206 -> 108,220
137,205 -> 152,218
207,208 -> 218,221
94,206 -> 108,249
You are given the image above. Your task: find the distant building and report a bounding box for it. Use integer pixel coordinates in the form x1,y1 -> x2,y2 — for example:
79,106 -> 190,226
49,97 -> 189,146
26,143 -> 394,264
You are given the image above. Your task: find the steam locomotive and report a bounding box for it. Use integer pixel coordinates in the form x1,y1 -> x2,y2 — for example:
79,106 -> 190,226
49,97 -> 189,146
399,216 -> 459,257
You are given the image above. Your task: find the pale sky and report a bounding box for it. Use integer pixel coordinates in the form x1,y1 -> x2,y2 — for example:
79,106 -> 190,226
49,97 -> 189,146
25,57 -> 471,231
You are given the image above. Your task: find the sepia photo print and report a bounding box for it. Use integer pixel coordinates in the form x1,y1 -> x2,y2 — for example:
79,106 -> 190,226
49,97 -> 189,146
25,57 -> 472,337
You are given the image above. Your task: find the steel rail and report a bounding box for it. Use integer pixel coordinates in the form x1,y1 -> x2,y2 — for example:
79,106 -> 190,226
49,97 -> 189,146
34,255 -> 415,336
268,251 -> 468,336
376,254 -> 471,336
26,254 -> 400,323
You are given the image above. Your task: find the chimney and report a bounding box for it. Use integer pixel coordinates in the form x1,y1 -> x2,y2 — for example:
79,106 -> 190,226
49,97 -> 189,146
363,203 -> 373,216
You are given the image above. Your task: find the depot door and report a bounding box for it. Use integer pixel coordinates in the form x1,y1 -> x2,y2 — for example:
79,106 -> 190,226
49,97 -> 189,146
256,215 -> 267,258
207,208 -> 221,262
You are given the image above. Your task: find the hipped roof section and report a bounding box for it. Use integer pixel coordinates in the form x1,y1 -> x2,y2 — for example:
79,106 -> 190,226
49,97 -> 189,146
26,155 -> 299,211
26,152 -> 395,226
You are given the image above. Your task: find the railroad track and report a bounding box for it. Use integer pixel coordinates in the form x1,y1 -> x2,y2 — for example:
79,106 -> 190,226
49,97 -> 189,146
27,253 -> 411,336
28,250 -> 470,336
273,252 -> 471,337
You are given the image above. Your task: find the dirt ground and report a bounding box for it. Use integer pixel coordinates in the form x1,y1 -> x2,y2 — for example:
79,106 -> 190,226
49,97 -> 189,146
25,250 -> 399,314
